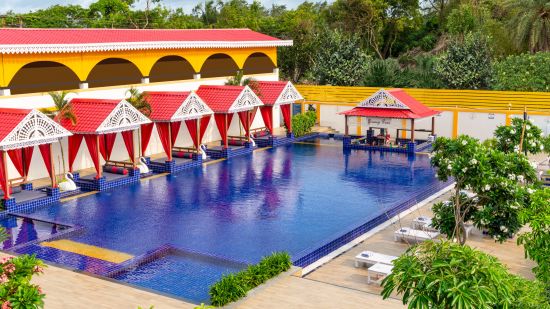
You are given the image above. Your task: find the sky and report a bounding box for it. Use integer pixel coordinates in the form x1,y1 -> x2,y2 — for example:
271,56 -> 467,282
1,0 -> 307,14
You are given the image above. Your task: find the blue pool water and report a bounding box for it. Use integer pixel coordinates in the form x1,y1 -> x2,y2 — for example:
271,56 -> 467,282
1,139 -> 443,302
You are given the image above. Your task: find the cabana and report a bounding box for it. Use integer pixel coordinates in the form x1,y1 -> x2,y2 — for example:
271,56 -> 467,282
252,81 -> 303,147
142,91 -> 213,173
340,89 -> 440,153
0,108 -> 71,212
59,98 -> 151,191
196,85 -> 264,159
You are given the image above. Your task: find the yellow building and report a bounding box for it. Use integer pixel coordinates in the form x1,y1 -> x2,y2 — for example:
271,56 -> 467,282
0,28 -> 291,95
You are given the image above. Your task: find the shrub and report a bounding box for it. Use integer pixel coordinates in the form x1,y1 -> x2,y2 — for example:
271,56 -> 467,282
493,52 -> 550,92
209,252 -> 291,307
0,254 -> 46,309
434,32 -> 492,89
291,111 -> 316,137
494,118 -> 545,154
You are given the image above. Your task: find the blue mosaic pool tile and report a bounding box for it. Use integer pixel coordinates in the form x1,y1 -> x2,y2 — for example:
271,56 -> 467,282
75,169 -> 141,192
293,132 -> 320,142
255,133 -> 294,148
148,156 -> 203,174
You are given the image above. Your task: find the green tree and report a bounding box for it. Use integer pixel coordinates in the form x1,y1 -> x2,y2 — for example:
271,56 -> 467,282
126,87 -> 151,116
434,32 -> 492,89
312,29 -> 370,86
494,118 -> 546,154
505,0 -> 550,52
89,0 -> 131,27
381,241 -> 515,308
493,52 -> 550,92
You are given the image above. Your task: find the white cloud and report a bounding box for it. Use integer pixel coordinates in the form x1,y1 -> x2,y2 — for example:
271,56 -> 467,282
1,0 -> 306,14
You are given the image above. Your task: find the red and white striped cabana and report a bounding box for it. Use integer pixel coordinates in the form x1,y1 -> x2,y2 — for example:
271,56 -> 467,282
59,98 -> 151,179
253,81 -> 303,135
196,85 -> 264,148
0,108 -> 72,200
142,91 -> 213,161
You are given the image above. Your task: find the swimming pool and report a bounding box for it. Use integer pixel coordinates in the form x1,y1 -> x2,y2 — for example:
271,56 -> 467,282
1,138 -> 446,303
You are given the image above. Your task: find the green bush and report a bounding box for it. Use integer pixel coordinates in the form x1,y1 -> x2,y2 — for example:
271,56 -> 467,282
292,111 -> 316,137
493,52 -> 550,92
209,252 -> 291,307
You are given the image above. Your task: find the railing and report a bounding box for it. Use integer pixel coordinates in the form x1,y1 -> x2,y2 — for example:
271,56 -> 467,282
296,85 -> 550,113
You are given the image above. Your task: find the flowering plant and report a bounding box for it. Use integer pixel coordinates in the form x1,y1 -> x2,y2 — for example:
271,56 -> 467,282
0,253 -> 46,308
494,118 -> 545,155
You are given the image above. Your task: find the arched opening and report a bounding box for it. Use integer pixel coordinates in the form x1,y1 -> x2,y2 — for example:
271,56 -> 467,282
8,61 -> 80,95
243,53 -> 276,75
87,58 -> 142,88
200,53 -> 239,78
149,56 -> 195,83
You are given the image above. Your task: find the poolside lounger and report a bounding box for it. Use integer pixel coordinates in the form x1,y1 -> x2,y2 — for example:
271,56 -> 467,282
394,227 -> 439,243
412,216 -> 438,232
367,263 -> 394,284
354,251 -> 397,268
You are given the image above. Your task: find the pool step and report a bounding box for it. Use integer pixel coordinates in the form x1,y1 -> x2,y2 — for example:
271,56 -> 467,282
41,239 -> 133,263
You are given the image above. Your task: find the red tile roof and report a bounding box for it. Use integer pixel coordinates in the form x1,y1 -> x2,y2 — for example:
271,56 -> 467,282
196,85 -> 246,113
144,92 -> 191,122
0,28 -> 292,54
59,98 -> 121,133
340,89 -> 439,119
0,108 -> 30,141
254,81 -> 288,105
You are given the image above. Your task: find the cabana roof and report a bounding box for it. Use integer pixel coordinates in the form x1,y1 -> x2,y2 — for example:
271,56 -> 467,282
145,91 -> 213,122
253,81 -> 303,106
340,89 -> 440,119
59,98 -> 151,134
0,28 -> 292,54
0,108 -> 72,151
196,85 -> 263,114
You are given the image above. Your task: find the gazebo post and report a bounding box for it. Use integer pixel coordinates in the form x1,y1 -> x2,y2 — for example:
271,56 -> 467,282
48,143 -> 57,188
247,110 -> 251,141
431,117 -> 435,135
1,151 -> 10,200
224,114 -> 229,149
96,135 -> 102,179
289,103 -> 293,133
344,115 -> 349,136
132,129 -> 137,169
168,122 -> 173,161
411,119 -> 416,142
196,118 -> 201,153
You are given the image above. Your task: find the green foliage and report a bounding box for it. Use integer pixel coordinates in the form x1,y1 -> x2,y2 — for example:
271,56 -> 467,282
381,241 -> 515,308
363,59 -> 400,87
312,29 -> 369,86
291,111 -> 316,137
505,0 -> 550,53
494,118 -> 545,154
493,52 -> 550,92
431,135 -> 537,243
126,87 -> 152,117
431,192 -> 476,237
446,4 -> 477,35
517,188 -> 550,294
209,252 -> 291,307
0,254 -> 46,309
434,33 -> 493,89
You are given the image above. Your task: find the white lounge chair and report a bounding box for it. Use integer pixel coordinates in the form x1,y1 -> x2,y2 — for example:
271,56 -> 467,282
367,263 -> 394,284
412,216 -> 438,232
394,227 -> 439,243
354,251 -> 397,268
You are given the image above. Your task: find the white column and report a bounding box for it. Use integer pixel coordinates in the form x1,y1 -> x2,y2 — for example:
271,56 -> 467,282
273,68 -> 280,76
141,77 -> 150,84
79,82 -> 89,89
193,73 -> 201,80
0,88 -> 11,96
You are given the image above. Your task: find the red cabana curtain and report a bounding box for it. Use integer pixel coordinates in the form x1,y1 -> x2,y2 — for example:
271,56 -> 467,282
281,104 -> 292,133
22,147 -> 34,177
7,149 -> 24,178
170,122 -> 181,146
99,133 -> 117,161
214,114 -> 233,148
140,123 -> 154,156
199,115 -> 211,144
238,111 -> 251,138
184,119 -> 198,148
38,144 -> 55,186
156,122 -> 172,161
260,106 -> 273,133
0,151 -> 9,199
84,135 -> 101,178
68,134 -> 84,172
121,131 -> 135,163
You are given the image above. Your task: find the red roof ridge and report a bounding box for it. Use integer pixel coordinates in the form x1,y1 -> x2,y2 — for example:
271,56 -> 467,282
0,107 -> 32,114
1,28 -> 255,32
144,91 -> 190,96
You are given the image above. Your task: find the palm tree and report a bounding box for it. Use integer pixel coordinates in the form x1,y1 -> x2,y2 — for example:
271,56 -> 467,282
225,71 -> 261,97
43,91 -> 77,174
505,0 -> 550,52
